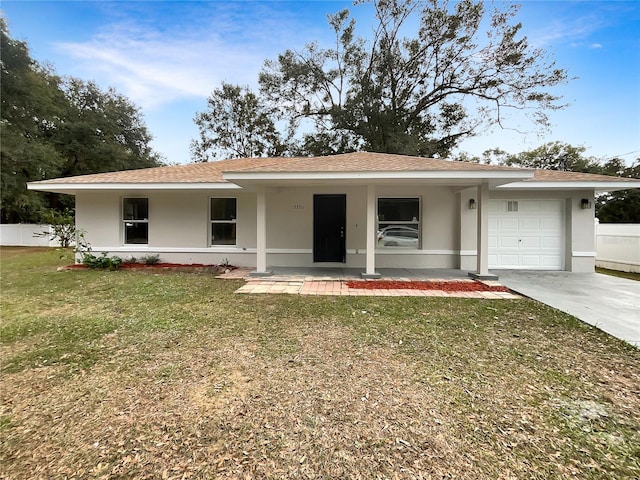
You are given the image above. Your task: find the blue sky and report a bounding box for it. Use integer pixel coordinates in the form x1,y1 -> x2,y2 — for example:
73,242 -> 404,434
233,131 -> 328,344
2,1 -> 639,165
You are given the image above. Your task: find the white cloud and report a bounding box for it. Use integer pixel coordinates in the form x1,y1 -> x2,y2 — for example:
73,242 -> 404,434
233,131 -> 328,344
56,29 -> 267,110
529,17 -> 604,49
53,3 -> 324,110
590,43 -> 603,49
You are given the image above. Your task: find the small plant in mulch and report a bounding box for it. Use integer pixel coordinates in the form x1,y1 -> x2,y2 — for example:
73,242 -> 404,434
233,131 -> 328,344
217,257 -> 235,273
82,252 -> 122,271
345,280 -> 511,292
140,254 -> 161,265
59,237 -> 237,272
72,232 -> 122,270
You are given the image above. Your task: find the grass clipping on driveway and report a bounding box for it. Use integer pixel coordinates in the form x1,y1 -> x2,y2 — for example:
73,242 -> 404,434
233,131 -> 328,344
1,248 -> 639,479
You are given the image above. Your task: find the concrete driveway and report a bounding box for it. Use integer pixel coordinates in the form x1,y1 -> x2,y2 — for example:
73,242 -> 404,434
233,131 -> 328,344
498,271 -> 640,347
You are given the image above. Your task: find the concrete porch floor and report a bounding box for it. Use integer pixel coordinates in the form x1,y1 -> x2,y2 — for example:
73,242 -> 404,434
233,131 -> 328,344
220,267 -> 473,281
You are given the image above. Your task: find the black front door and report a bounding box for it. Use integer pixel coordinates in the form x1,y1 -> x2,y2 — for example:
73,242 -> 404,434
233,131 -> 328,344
313,194 -> 346,263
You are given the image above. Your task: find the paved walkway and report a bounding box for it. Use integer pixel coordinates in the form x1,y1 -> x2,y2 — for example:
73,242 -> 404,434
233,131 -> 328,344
220,269 -> 519,299
499,271 -> 640,347
234,279 -> 520,298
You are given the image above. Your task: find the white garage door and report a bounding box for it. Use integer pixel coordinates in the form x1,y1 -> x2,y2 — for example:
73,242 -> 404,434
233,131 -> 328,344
489,199 -> 564,270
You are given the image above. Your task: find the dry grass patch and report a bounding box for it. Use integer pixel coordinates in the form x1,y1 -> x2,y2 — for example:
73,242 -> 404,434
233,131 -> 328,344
2,249 -> 639,479
2,325 -> 467,479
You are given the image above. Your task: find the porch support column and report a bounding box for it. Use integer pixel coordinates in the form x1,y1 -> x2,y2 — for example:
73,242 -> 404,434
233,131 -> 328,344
251,185 -> 272,277
469,182 -> 498,280
362,184 -> 381,279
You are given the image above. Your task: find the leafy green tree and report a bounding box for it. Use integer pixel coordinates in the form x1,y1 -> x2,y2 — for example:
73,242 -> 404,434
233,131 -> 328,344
1,19 -> 66,223
501,141 -> 601,172
56,78 -> 160,177
596,159 -> 640,223
191,83 -> 284,161
455,148 -> 512,165
1,20 -> 162,223
259,0 -> 568,157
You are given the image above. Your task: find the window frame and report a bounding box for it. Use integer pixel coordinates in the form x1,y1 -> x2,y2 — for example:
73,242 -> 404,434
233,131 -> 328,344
122,197 -> 149,245
376,196 -> 421,250
209,197 -> 238,247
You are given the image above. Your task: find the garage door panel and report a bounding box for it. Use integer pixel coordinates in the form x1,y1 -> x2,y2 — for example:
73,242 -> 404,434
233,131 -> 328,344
541,217 -> 562,229
519,217 -> 541,229
520,236 -> 541,248
489,199 -> 564,270
520,255 -> 542,267
488,202 -> 502,213
499,236 -> 520,248
519,201 -> 541,213
498,254 -> 520,266
541,236 -> 562,248
499,218 -> 519,230
541,256 -> 562,268
541,201 -> 564,213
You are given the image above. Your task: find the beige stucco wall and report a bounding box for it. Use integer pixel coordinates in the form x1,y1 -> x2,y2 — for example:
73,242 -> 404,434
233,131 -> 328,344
75,185 -> 595,271
76,191 -> 122,247
263,185 -> 459,268
75,185 -> 460,268
75,190 -> 258,266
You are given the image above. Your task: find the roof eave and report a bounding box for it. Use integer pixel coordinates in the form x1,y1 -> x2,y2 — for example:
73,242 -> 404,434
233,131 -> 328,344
497,181 -> 640,192
26,182 -> 240,194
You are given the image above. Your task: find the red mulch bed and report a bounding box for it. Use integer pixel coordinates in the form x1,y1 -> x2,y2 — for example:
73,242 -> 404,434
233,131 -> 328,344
345,280 -> 511,292
121,263 -> 221,269
63,263 -> 229,271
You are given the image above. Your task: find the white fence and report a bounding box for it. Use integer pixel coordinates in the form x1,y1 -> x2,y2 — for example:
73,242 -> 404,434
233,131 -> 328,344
596,223 -> 640,273
0,224 -> 61,247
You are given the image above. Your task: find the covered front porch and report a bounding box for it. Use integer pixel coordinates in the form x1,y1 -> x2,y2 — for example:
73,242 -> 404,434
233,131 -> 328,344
236,181 -> 507,280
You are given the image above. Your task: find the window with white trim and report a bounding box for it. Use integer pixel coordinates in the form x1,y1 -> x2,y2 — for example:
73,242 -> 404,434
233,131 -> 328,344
123,198 -> 149,244
377,197 -> 420,249
210,198 -> 237,246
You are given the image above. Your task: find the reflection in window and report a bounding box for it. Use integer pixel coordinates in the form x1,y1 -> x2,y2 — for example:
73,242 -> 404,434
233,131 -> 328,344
211,198 -> 237,245
377,198 -> 420,249
123,198 -> 148,244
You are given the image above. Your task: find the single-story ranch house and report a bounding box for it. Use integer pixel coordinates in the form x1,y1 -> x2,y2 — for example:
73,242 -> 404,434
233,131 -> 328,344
28,151 -> 640,278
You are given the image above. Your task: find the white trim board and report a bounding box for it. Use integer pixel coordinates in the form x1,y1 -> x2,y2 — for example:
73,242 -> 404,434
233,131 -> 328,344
27,182 -> 241,193
497,181 -> 640,191
88,246 -> 460,256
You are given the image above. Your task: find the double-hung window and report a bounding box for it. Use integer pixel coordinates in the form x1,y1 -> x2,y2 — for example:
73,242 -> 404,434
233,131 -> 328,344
210,198 -> 237,246
377,197 -> 420,249
123,198 -> 149,244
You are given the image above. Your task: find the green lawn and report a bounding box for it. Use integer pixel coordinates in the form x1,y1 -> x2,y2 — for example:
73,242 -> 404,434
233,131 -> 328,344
1,247 -> 639,479
596,267 -> 640,282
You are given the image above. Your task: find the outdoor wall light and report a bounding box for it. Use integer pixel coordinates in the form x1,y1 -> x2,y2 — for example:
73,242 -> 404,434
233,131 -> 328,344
580,198 -> 592,209
469,198 -> 477,210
